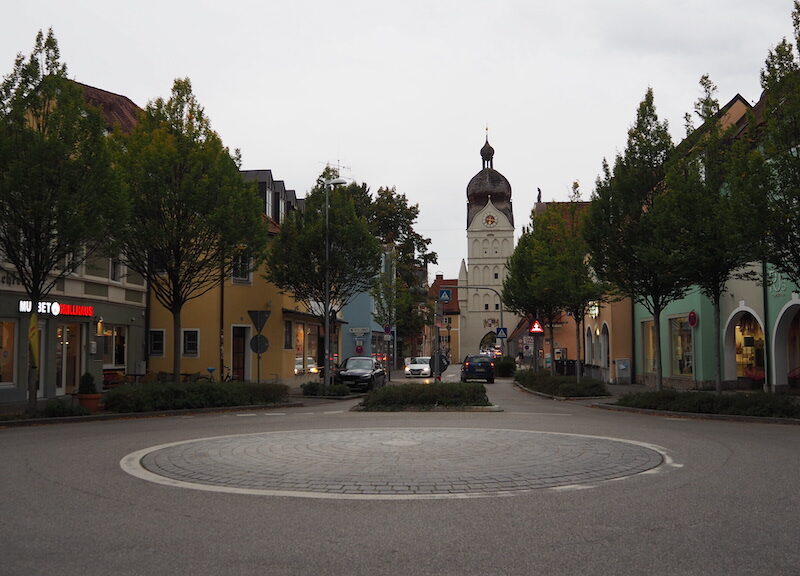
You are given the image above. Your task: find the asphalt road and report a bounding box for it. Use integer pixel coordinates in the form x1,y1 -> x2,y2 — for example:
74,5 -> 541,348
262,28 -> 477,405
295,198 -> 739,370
2,369 -> 799,576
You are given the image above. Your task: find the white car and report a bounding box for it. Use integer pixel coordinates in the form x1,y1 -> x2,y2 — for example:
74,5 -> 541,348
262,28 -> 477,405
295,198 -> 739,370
404,356 -> 432,378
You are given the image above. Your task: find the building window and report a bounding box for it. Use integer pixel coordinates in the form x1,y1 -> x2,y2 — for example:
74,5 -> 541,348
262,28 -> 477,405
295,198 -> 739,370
670,317 -> 693,377
495,303 -> 499,310
0,320 -> 16,384
264,188 -> 274,220
110,258 -> 123,282
642,320 -> 656,373
284,321 -> 292,349
484,304 -> 489,311
102,325 -> 127,367
182,329 -> 199,357
232,249 -> 252,283
494,272 -> 499,280
149,329 -> 165,357
85,255 -> 109,278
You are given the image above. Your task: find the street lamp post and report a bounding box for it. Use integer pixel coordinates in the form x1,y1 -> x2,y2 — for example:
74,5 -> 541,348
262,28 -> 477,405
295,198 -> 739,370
323,177 -> 347,390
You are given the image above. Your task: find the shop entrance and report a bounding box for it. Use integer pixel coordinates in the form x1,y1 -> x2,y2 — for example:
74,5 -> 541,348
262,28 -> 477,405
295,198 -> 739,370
55,323 -> 81,395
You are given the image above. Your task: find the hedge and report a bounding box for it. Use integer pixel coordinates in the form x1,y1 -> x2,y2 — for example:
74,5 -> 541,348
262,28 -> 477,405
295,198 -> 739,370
103,381 -> 289,413
360,381 -> 490,410
514,369 -> 610,397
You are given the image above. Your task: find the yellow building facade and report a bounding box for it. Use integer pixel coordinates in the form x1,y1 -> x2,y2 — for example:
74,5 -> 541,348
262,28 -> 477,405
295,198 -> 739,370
146,261 -> 324,385
146,169 -> 327,386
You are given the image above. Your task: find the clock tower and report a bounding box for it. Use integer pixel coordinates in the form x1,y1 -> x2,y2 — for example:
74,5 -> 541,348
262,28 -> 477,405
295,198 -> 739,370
457,137 -> 520,357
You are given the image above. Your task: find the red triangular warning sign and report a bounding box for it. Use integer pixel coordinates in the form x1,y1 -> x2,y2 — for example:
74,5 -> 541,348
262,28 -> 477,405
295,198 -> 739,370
529,320 -> 544,333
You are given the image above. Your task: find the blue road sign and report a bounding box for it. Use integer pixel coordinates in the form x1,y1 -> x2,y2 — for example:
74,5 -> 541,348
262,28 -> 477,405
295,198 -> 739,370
438,288 -> 452,303
496,327 -> 508,338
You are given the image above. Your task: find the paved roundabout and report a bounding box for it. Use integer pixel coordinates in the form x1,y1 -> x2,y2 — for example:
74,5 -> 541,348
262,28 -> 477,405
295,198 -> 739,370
121,427 -> 669,500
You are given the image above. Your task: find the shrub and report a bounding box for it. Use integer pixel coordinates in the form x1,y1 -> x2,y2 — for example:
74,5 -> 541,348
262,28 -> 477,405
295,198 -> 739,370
360,381 -> 490,410
495,356 -> 516,377
43,398 -> 90,417
301,381 -> 351,397
514,369 -> 610,397
617,390 -> 800,418
78,372 -> 97,394
104,381 -> 289,413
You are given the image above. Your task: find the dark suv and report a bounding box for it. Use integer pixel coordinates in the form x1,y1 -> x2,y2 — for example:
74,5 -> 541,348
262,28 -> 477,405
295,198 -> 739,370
460,354 -> 495,383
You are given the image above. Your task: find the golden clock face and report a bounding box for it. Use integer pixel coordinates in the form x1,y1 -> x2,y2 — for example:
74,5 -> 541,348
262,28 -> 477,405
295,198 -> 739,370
484,214 -> 496,227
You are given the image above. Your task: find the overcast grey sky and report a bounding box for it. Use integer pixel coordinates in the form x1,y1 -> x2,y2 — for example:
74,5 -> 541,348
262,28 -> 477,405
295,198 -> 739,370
3,1 -> 796,280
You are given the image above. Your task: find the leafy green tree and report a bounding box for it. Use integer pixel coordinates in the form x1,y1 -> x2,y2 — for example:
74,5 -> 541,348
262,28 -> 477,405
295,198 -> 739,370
502,221 -> 562,374
585,88 -> 685,390
0,30 -> 122,413
115,78 -> 269,382
756,1 -> 800,287
264,169 -> 382,338
351,179 -> 436,363
667,75 -> 760,392
557,183 -> 609,383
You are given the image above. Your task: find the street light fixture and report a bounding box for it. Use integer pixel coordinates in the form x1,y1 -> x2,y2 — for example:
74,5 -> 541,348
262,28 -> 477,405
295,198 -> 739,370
323,176 -> 347,390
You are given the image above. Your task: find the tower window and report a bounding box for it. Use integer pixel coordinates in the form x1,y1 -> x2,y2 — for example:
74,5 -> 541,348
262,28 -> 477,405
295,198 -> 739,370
484,304 -> 489,310
494,272 -> 499,280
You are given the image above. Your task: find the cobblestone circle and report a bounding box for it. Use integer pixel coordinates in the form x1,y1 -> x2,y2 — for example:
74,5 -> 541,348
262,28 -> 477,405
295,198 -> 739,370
127,428 -> 664,499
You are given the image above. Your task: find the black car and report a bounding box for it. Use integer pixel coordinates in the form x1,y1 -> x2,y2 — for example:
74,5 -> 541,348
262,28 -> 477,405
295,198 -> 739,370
334,356 -> 386,391
460,354 -> 495,383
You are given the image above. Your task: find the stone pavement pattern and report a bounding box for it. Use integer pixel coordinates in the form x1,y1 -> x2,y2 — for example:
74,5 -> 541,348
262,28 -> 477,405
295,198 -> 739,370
131,427 -> 664,499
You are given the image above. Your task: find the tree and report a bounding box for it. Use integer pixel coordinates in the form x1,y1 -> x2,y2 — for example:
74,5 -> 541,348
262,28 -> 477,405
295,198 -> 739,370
115,78 -> 269,382
585,88 -> 686,390
264,168 -> 382,339
351,181 -> 437,363
502,222 -> 562,374
756,1 -> 800,288
0,29 -> 122,413
667,75 -> 760,392
557,183 -> 608,383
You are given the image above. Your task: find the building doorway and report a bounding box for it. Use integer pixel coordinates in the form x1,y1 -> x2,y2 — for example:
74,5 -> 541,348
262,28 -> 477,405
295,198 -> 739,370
55,323 -> 81,395
232,326 -> 249,382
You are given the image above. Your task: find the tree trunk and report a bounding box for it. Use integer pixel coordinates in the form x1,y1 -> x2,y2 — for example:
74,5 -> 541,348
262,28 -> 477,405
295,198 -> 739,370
26,307 -> 39,416
653,309 -> 663,391
575,318 -> 582,385
172,309 -> 182,383
548,324 -> 556,376
713,296 -> 722,394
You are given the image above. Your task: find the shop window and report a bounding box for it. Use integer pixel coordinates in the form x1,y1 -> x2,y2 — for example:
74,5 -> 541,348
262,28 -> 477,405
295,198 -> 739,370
670,317 -> 693,376
102,325 -> 127,367
182,329 -> 199,357
642,320 -> 656,373
284,320 -> 292,349
294,323 -> 305,359
149,330 -> 165,357
0,320 -> 16,384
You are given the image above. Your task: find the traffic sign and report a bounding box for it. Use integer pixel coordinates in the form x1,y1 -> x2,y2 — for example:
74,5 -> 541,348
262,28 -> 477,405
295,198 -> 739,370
249,334 -> 269,354
496,327 -> 508,338
529,320 -> 544,333
248,310 -> 271,334
438,288 -> 452,303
